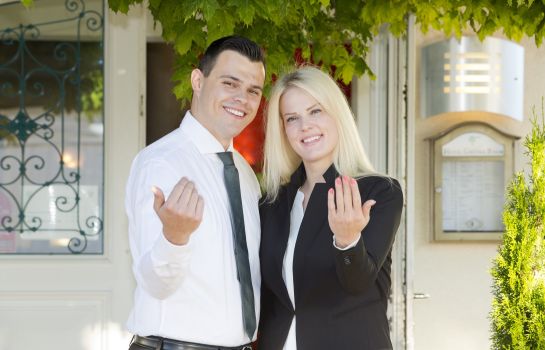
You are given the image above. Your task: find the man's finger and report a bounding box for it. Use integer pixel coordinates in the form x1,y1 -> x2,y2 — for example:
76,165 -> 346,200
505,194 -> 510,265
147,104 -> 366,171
176,181 -> 195,211
187,188 -> 200,215
195,196 -> 205,221
167,177 -> 189,205
152,186 -> 165,214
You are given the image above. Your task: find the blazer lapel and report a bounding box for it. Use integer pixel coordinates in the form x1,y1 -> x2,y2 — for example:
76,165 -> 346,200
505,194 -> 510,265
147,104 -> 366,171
293,164 -> 339,303
270,164 -> 307,311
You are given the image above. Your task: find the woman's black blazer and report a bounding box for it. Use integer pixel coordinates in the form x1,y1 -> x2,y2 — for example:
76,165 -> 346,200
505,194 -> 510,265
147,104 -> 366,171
258,164 -> 403,350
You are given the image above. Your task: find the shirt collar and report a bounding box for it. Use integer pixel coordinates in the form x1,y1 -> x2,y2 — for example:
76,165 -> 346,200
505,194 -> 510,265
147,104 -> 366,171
289,162 -> 339,188
180,111 -> 234,154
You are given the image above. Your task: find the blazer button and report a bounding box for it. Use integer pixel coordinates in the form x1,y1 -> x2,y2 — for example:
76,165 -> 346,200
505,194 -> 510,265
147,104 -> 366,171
343,256 -> 351,265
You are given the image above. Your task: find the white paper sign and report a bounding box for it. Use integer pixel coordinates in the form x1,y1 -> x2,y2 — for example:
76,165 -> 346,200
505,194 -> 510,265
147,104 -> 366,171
442,160 -> 505,232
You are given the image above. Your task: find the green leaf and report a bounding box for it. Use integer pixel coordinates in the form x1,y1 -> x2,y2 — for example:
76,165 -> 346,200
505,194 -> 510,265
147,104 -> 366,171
239,5 -> 256,26
206,10 -> 236,44
201,0 -> 221,22
107,0 -> 545,106
340,59 -> 355,84
108,0 -> 144,13
172,19 -> 204,55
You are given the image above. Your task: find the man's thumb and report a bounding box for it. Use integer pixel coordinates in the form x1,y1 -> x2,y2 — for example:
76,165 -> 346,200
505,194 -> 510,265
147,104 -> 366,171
152,186 -> 165,213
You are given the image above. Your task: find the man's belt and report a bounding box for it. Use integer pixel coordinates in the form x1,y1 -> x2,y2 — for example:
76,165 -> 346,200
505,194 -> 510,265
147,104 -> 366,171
131,335 -> 253,350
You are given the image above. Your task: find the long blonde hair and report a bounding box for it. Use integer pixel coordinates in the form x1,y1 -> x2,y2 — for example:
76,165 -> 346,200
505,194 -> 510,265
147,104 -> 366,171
263,66 -> 375,201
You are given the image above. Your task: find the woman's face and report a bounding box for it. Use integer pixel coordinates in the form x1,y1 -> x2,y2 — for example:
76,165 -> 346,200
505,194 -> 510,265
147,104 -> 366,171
280,86 -> 339,171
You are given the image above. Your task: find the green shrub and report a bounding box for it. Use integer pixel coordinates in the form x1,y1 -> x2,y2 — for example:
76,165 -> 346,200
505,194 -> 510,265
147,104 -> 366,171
491,106 -> 545,350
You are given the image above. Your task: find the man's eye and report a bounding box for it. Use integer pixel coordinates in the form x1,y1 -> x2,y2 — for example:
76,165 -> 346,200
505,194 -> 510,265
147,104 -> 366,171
223,81 -> 234,87
249,89 -> 261,96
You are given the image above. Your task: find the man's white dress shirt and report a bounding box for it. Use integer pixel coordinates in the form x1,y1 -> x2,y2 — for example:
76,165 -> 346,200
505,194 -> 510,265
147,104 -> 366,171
125,111 -> 261,346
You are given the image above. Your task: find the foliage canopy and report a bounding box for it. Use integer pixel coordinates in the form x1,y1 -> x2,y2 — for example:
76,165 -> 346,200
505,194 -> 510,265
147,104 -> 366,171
105,0 -> 545,106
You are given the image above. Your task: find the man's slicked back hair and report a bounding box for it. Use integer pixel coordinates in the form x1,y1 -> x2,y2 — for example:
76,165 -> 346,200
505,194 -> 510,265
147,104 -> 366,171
198,36 -> 265,76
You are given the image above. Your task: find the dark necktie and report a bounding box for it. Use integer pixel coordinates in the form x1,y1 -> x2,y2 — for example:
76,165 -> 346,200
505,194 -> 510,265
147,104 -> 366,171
217,151 -> 256,340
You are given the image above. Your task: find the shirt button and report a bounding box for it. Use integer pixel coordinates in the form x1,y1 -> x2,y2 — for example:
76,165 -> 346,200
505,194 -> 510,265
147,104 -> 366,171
343,256 -> 351,265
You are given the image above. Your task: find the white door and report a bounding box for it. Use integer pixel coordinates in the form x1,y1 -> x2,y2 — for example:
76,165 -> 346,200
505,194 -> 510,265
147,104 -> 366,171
0,2 -> 145,349
352,27 -> 410,349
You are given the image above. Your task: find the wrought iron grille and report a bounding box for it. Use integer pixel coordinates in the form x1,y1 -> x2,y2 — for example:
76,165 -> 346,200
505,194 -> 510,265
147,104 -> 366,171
0,0 -> 104,254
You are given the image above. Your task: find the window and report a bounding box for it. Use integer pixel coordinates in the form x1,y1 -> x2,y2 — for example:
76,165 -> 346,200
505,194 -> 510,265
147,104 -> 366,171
0,0 -> 104,254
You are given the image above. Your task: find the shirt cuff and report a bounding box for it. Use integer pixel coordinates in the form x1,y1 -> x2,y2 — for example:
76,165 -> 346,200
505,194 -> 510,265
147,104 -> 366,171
333,234 -> 361,251
151,231 -> 193,264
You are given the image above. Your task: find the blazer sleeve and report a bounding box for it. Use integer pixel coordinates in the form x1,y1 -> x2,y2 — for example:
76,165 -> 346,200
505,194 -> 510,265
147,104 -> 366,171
333,177 -> 404,294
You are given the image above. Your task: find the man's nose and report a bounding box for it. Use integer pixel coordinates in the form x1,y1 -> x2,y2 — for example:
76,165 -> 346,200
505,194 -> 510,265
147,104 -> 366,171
233,89 -> 249,103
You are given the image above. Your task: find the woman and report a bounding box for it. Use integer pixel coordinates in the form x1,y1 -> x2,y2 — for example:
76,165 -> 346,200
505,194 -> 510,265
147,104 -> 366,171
258,66 -> 403,350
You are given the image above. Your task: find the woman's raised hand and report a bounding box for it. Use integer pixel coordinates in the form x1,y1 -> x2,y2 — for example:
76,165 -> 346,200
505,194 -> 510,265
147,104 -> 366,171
327,176 -> 376,248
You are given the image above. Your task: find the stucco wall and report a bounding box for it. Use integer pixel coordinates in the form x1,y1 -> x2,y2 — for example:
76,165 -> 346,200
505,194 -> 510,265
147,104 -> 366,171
412,31 -> 545,350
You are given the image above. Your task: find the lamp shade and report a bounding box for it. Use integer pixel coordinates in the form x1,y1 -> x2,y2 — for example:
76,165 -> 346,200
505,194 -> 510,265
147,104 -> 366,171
421,36 -> 524,120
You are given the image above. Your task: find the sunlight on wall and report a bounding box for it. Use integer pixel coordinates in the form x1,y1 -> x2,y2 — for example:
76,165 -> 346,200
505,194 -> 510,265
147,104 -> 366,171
81,321 -> 131,350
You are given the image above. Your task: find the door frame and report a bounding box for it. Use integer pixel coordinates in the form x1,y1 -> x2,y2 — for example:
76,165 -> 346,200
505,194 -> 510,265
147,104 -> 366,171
0,3 -> 146,349
351,22 -> 414,349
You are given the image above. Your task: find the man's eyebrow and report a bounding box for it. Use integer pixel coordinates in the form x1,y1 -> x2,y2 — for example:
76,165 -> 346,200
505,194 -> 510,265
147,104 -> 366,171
219,75 -> 263,92
219,75 -> 241,81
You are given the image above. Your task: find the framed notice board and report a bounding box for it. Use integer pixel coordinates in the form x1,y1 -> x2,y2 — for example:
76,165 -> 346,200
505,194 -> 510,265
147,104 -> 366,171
428,122 -> 518,241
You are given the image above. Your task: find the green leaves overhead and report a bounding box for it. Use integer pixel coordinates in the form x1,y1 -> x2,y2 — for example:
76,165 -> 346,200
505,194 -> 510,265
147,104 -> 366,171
107,0 -> 545,107
108,0 -> 144,13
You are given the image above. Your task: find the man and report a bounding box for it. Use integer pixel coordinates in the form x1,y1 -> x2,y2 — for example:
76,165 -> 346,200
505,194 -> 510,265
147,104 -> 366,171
126,36 -> 266,350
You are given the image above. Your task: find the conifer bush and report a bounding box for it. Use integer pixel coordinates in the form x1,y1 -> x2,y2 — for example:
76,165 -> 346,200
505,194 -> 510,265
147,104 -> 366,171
490,107 -> 545,350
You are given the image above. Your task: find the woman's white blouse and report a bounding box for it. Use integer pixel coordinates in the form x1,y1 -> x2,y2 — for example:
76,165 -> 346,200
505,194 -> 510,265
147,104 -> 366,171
282,190 -> 305,350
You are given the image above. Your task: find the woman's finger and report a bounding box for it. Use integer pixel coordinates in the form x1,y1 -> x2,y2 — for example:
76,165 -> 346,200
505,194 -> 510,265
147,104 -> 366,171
327,188 -> 336,215
335,177 -> 344,213
361,199 -> 376,220
351,178 -> 362,209
342,176 -> 352,212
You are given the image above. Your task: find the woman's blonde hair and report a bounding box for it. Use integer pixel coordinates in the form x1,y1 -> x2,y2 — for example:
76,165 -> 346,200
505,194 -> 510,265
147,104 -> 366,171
263,65 -> 376,201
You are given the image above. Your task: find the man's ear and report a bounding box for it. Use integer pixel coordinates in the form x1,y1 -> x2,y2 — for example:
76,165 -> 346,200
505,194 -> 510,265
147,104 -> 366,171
191,69 -> 204,97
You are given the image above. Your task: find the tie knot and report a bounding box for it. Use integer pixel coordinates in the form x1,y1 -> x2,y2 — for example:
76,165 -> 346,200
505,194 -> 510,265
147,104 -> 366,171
217,151 -> 235,166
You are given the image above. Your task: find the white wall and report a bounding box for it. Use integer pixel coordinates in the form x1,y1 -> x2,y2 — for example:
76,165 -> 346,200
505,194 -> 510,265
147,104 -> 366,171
412,31 -> 545,350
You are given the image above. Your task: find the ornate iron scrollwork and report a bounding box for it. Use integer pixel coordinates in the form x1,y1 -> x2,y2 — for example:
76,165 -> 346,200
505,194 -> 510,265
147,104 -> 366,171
0,0 -> 104,254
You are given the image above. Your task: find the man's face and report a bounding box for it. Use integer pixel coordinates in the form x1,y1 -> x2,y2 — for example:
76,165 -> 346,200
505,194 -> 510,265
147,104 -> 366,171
191,50 -> 265,149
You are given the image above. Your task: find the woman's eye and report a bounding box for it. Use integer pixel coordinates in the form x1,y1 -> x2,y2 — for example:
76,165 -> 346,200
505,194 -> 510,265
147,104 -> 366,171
310,108 -> 321,115
285,116 -> 297,123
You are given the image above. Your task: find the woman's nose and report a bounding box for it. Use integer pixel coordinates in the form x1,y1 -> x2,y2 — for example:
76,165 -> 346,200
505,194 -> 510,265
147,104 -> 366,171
300,116 -> 312,131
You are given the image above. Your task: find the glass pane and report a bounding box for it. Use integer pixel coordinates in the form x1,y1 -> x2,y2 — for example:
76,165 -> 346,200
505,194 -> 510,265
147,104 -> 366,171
442,160 -> 505,232
0,0 -> 104,254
